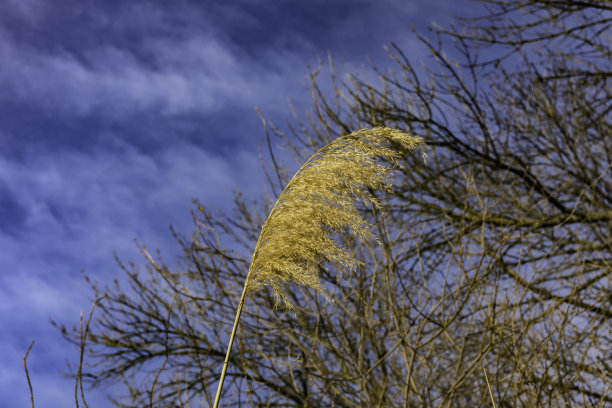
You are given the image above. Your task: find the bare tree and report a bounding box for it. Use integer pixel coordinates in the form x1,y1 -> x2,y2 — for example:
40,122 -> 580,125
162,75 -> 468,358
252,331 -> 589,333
54,0 -> 611,406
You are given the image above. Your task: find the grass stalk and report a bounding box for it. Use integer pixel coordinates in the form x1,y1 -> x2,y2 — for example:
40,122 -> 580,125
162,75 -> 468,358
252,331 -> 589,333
212,283 -> 249,408
212,127 -> 426,406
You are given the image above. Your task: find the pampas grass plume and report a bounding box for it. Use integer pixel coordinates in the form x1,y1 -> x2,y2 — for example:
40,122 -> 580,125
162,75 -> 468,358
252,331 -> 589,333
247,126 -> 427,309
213,126 -> 427,407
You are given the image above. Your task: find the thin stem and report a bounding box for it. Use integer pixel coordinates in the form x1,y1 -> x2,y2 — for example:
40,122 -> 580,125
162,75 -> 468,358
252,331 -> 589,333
483,365 -> 496,408
24,340 -> 35,408
212,281 -> 250,408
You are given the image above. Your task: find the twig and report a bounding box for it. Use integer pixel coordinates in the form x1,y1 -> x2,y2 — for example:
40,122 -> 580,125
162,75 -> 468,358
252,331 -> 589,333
23,340 -> 35,408
483,365 -> 497,408
76,297 -> 105,408
150,294 -> 177,408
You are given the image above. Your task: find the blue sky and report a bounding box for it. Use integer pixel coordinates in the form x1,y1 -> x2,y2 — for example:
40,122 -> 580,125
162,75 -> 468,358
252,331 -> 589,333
0,1 -> 473,406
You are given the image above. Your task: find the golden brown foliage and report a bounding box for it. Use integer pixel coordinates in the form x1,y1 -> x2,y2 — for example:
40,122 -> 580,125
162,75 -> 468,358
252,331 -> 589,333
245,127 -> 427,309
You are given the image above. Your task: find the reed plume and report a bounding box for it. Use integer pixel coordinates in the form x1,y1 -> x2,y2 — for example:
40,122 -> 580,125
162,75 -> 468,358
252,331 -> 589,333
213,126 -> 427,407
247,126 -> 427,308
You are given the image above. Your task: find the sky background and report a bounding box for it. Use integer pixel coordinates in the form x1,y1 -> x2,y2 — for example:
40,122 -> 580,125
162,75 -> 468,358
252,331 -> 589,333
0,1 -> 477,406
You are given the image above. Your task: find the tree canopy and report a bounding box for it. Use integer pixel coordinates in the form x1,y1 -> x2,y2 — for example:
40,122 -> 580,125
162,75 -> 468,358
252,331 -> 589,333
55,0 -> 611,406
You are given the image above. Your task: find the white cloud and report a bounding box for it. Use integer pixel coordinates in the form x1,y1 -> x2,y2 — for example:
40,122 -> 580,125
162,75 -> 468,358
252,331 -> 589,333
0,271 -> 80,319
0,29 -> 306,118
0,138 -> 258,264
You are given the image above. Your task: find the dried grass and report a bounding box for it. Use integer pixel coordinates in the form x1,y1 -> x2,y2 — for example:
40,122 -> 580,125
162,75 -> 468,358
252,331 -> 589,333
246,126 -> 427,309
213,126 -> 427,407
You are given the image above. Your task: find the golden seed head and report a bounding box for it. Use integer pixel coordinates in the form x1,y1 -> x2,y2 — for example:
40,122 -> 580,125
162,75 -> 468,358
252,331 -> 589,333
246,127 -> 427,310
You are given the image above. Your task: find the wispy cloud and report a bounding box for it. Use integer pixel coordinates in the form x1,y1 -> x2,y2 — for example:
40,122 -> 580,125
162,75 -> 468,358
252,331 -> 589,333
0,31 -> 299,118
2,0 -> 47,22
0,131 -> 263,406
0,137 -> 258,264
